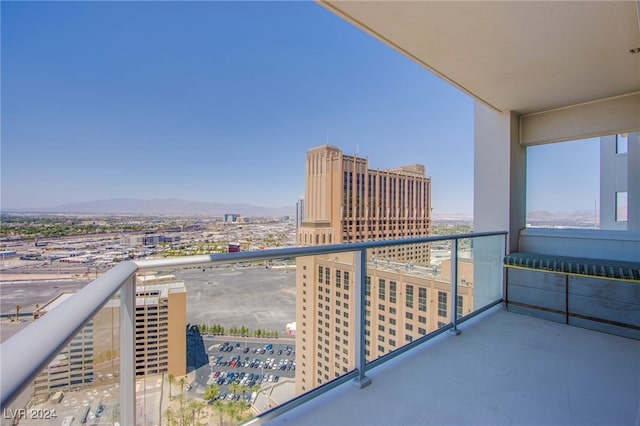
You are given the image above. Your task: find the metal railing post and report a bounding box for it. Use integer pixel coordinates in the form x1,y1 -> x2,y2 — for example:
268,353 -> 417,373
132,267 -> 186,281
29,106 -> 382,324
353,248 -> 372,388
449,239 -> 461,336
120,274 -> 136,425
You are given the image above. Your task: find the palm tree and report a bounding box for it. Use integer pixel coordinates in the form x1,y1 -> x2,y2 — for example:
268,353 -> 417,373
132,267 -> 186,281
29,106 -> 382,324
15,304 -> 21,322
236,401 -> 251,423
164,407 -> 176,426
238,384 -> 249,401
167,374 -> 175,400
251,383 -> 261,396
212,400 -> 227,426
187,400 -> 204,426
204,384 -> 220,402
175,394 -> 186,425
178,377 -> 187,399
228,382 -> 240,399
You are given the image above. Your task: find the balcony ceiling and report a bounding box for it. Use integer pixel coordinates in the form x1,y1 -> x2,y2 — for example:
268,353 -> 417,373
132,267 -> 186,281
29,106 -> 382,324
319,1 -> 640,115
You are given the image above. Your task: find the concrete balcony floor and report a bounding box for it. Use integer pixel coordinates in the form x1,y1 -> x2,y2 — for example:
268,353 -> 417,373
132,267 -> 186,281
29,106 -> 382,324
266,306 -> 640,426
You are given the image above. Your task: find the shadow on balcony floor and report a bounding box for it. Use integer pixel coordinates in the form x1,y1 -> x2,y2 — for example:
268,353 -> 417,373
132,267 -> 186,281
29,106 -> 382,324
265,306 -> 640,426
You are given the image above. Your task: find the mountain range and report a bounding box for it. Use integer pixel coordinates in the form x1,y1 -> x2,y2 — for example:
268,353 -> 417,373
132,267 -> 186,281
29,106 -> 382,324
4,198 -> 295,217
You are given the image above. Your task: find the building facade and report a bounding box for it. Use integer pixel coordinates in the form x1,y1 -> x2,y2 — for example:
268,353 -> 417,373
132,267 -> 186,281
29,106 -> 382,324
134,273 -> 187,377
600,132 -> 640,230
297,145 -> 432,263
32,293 -> 94,399
295,146 -> 472,394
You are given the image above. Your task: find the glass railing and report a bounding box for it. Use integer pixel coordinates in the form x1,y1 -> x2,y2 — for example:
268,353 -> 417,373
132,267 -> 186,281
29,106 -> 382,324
1,231 -> 507,426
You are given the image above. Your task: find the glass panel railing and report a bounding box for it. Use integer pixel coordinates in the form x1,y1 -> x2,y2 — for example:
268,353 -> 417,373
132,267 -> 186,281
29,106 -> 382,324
3,294 -> 121,426
464,234 -> 504,312
138,259 -> 299,425
2,231 -> 508,426
362,238 -> 455,364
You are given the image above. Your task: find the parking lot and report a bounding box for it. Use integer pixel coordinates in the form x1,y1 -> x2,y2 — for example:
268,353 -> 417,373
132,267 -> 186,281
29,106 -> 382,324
188,337 -> 296,404
173,264 -> 296,333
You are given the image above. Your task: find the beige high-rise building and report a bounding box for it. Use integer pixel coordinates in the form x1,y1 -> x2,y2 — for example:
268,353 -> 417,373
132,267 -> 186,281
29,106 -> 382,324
31,275 -> 186,400
295,146 -> 472,394
298,144 -> 431,262
135,273 -> 187,377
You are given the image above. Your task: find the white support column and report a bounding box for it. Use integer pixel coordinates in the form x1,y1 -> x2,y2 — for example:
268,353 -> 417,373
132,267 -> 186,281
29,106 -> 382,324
120,275 -> 136,425
474,102 -> 525,251
628,132 -> 640,231
474,102 -> 525,306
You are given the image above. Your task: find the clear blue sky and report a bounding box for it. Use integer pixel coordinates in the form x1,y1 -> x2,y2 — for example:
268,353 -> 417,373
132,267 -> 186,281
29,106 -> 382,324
1,1 -> 597,215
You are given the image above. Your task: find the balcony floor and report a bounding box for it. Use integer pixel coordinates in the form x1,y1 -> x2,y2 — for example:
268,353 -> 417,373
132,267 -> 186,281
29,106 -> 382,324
265,306 -> 640,426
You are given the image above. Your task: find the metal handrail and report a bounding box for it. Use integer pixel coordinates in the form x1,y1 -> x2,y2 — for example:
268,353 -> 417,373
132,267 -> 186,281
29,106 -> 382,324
0,230 -> 507,419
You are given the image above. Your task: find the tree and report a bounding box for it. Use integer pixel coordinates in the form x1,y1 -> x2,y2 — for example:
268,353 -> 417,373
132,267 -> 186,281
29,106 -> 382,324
212,400 -> 227,426
251,383 -> 261,395
178,376 -> 187,399
204,384 -> 220,402
167,374 -> 175,400
164,407 -> 176,426
187,400 -> 204,426
14,305 -> 21,322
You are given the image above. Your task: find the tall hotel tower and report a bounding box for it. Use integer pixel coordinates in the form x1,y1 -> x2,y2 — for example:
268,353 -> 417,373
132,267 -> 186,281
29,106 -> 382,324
295,145 -> 472,394
297,145 -> 431,260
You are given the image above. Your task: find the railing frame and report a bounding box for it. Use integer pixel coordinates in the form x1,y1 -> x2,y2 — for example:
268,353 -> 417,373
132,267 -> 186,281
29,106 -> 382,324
0,230 -> 507,425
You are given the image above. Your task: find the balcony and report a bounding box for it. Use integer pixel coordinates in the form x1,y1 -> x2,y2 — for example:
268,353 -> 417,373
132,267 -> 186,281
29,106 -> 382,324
261,306 -> 640,426
2,1 -> 638,425
2,232 -> 507,424
3,230 -> 639,425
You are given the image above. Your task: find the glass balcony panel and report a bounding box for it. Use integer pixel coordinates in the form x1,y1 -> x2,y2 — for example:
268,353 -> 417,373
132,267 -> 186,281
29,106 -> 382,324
142,259 -> 300,425
5,295 -> 121,426
462,234 -> 504,314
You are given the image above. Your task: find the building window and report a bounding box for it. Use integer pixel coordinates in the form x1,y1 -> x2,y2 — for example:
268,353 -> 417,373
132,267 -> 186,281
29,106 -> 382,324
406,335 -> 413,343
389,307 -> 396,314
365,276 -> 371,297
617,192 -> 628,222
389,318 -> 396,325
378,304 -> 385,311
405,323 -> 413,331
438,291 -> 447,317
457,295 -> 464,320
378,279 -> 386,300
318,266 -> 323,284
616,133 -> 628,154
344,272 -> 350,290
418,288 -> 427,312
390,281 -> 397,303
336,270 -> 341,288
389,328 -> 396,336
389,339 -> 396,347
405,312 -> 413,320
378,324 -> 385,332
418,315 -> 426,324
418,327 -> 426,335
378,314 -> 385,321
325,267 -> 331,285
406,285 -> 414,308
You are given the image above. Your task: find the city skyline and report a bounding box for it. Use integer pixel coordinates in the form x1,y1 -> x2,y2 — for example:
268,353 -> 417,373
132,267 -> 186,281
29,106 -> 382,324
2,1 -> 598,216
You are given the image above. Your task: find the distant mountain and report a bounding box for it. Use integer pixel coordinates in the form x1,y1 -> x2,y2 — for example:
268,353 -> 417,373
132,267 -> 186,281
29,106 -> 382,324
527,209 -> 598,225
5,198 -> 295,217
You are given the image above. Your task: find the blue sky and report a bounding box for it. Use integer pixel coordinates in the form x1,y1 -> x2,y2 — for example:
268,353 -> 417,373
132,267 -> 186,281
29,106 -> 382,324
1,1 -> 597,215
